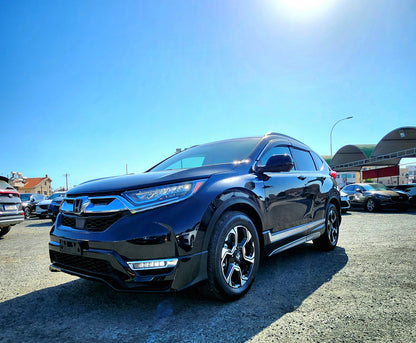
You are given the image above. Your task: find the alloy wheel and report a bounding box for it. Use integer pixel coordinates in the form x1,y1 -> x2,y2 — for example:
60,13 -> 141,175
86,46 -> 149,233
327,206 -> 339,246
221,225 -> 255,289
366,199 -> 375,212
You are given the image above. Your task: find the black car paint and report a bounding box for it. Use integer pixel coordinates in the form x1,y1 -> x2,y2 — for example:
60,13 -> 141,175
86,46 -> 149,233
21,193 -> 46,218
49,134 -> 341,293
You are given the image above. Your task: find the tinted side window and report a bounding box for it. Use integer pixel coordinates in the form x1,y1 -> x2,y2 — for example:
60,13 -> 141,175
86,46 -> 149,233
259,146 -> 292,166
342,185 -> 354,193
290,148 -> 316,171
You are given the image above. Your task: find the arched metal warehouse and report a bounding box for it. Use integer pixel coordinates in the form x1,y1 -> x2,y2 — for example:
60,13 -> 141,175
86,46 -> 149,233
329,127 -> 416,172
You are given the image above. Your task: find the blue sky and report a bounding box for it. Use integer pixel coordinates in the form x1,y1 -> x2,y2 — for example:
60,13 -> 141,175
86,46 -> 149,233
1,0 -> 415,189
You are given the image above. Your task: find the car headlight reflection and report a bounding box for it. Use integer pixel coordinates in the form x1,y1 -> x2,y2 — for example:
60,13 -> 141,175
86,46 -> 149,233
123,180 -> 205,211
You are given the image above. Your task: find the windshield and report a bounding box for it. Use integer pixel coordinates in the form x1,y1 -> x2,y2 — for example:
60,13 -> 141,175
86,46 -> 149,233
151,137 -> 260,171
20,194 -> 31,201
47,193 -> 64,200
362,183 -> 389,191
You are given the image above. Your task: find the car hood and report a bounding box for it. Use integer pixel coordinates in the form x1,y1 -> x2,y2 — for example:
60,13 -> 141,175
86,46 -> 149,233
67,164 -> 237,196
37,199 -> 53,206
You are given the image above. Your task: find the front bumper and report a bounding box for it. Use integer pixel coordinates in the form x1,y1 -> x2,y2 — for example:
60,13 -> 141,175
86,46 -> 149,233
36,208 -> 48,216
375,197 -> 409,210
49,240 -> 207,291
49,195 -> 210,292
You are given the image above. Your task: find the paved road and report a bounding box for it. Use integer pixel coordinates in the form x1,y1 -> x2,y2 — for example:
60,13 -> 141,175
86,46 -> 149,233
1,209 -> 415,342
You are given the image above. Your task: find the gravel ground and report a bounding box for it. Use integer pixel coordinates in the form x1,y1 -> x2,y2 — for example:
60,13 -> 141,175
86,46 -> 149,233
1,209 -> 415,343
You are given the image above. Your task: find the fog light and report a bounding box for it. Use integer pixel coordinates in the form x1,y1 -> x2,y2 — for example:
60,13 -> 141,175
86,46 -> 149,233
127,258 -> 178,271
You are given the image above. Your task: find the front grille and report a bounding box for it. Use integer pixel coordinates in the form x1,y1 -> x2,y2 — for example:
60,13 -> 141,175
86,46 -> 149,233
50,251 -> 113,275
61,215 -> 76,227
60,213 -> 124,231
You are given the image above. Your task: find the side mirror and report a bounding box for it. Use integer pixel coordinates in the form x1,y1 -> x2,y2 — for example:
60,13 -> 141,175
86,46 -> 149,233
355,188 -> 362,193
30,197 -> 35,202
255,154 -> 294,173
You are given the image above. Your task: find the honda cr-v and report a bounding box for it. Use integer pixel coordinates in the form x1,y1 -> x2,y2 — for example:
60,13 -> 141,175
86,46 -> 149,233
49,132 -> 341,300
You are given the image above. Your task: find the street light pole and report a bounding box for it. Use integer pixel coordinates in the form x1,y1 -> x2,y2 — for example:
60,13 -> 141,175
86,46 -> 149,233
330,116 -> 353,156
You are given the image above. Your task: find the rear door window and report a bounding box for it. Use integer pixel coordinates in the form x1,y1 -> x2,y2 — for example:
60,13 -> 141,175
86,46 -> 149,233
290,148 -> 316,171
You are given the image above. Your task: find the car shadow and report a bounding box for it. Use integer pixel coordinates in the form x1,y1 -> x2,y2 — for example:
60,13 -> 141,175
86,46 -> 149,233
0,244 -> 347,342
25,220 -> 53,228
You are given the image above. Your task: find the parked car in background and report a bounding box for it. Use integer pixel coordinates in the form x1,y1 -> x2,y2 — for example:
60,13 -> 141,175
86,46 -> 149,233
49,132 -> 341,301
48,193 -> 66,222
340,195 -> 350,213
20,193 -> 46,218
388,185 -> 416,208
0,176 -> 24,237
341,183 -> 409,212
36,192 -> 66,219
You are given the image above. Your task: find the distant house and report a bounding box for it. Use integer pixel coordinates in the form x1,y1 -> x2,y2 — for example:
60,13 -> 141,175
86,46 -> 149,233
15,175 -> 52,196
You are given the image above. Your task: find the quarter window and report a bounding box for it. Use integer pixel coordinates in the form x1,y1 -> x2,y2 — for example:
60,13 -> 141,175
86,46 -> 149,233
311,151 -> 324,171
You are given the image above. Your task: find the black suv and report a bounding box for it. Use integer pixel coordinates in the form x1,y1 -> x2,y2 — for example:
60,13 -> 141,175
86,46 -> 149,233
49,133 -> 341,300
20,193 -> 46,218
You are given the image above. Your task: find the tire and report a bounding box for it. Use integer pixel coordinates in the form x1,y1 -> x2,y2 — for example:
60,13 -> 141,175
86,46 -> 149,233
24,207 -> 31,219
204,211 -> 260,301
0,226 -> 11,237
313,203 -> 339,251
365,198 -> 376,212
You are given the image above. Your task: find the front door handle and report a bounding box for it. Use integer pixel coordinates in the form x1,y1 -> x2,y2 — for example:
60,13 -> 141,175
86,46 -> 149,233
298,175 -> 306,181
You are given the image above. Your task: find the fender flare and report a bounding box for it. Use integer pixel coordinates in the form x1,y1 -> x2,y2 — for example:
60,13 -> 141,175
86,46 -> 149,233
200,193 -> 264,251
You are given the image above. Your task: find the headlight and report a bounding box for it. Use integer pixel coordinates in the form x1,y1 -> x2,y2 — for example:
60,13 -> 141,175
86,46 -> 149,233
123,180 -> 205,211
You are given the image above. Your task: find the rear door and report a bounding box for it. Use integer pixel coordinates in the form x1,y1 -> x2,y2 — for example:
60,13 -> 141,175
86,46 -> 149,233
289,147 -> 325,225
260,144 -> 309,234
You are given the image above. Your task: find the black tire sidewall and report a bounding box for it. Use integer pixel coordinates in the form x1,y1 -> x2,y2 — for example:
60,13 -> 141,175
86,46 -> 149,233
313,203 -> 339,251
24,208 -> 31,219
0,226 -> 11,236
208,211 -> 260,300
326,203 -> 339,248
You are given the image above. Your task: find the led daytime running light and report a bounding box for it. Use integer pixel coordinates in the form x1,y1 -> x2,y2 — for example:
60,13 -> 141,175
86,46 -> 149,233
127,258 -> 178,270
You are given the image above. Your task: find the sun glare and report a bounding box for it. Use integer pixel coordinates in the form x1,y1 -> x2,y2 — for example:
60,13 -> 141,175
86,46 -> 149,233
275,0 -> 336,21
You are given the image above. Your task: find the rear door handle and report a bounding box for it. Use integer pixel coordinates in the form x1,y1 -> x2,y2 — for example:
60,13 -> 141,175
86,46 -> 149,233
298,175 -> 306,181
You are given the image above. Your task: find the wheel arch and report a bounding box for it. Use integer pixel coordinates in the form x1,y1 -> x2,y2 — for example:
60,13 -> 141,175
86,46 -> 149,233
201,192 -> 265,253
327,192 -> 342,224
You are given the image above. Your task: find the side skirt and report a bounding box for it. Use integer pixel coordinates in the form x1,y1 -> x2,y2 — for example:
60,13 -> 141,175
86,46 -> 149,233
263,219 -> 325,257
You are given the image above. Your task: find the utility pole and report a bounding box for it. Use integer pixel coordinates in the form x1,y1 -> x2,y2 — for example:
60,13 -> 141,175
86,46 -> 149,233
126,163 -> 128,174
63,173 -> 70,191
